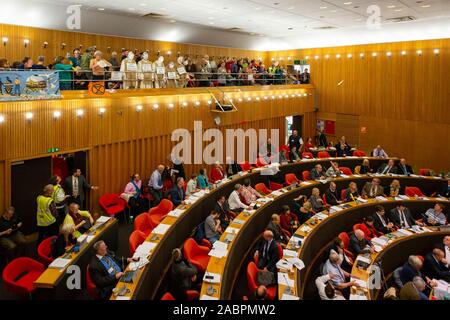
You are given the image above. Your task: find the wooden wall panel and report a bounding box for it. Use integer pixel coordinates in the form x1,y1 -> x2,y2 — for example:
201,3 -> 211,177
269,39 -> 450,172
0,23 -> 266,64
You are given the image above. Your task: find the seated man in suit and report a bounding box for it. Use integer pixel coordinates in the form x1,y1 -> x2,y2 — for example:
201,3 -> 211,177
170,248 -> 198,300
310,164 -> 327,180
397,158 -> 414,175
377,159 -> 398,174
423,247 -> 450,282
399,276 -> 428,300
361,178 -> 384,199
89,240 -> 137,300
423,203 -> 447,226
399,255 -> 425,285
254,230 -> 279,273
214,195 -> 234,230
169,177 -> 186,207
349,229 -> 374,256
324,181 -> 342,206
372,205 -> 395,234
389,203 -> 421,229
289,146 -> 300,162
266,214 -> 289,247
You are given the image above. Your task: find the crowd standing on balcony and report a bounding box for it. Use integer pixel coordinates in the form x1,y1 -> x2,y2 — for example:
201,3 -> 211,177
0,47 -> 311,91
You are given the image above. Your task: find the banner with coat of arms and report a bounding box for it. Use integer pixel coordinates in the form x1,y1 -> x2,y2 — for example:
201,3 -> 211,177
0,70 -> 61,102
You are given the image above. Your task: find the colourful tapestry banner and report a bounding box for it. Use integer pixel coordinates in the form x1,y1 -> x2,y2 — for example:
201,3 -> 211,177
0,70 -> 61,101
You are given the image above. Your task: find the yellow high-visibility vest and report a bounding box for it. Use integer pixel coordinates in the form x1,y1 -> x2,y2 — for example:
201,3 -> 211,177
36,195 -> 56,227
52,184 -> 65,203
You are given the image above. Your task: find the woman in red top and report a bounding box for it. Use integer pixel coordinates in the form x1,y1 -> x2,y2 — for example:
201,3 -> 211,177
304,137 -> 314,153
279,205 -> 299,234
210,162 -> 225,184
359,216 -> 382,240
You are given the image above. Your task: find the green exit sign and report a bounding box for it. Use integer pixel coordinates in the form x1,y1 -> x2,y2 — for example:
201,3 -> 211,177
47,148 -> 60,153
294,59 -> 308,65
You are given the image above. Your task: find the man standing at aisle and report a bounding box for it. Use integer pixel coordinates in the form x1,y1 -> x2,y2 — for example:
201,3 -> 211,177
65,168 -> 98,210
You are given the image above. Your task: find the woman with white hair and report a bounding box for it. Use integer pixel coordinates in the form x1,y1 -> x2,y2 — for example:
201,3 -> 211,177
52,223 -> 77,258
90,50 -> 112,81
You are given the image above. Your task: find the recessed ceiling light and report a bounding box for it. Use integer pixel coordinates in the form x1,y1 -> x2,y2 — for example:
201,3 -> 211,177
153,104 -> 159,110
53,111 -> 61,119
360,53 -> 365,58
320,6 -> 327,9
76,109 -> 84,117
394,9 -> 402,12
387,5 -> 396,9
421,5 -> 431,8
417,50 -> 423,55
314,55 -> 319,60
325,54 -> 330,59
99,107 -> 106,114
343,2 -> 352,5
372,52 -> 378,57
136,105 -> 143,111
336,54 -> 341,58
97,8 -> 105,11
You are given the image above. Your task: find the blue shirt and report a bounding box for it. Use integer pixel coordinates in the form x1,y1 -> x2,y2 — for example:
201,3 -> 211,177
149,170 -> 163,190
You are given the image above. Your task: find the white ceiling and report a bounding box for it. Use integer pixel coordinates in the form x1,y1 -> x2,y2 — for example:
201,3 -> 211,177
32,0 -> 450,38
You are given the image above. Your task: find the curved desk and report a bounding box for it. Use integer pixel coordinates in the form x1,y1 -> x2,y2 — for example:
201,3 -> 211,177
200,173 -> 447,300
350,228 -> 450,300
278,197 -> 449,300
110,157 -> 392,300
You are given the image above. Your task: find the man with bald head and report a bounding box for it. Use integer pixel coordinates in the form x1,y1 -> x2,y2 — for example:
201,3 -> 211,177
349,229 -> 374,256
254,230 -> 278,273
149,164 -> 165,206
266,214 -> 288,246
423,247 -> 450,282
310,164 -> 326,180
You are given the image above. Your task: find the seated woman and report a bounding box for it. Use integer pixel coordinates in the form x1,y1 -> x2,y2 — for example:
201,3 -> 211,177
196,168 -> 211,189
328,237 -> 354,273
289,146 -> 300,162
210,162 -> 225,184
304,137 -> 315,153
309,187 -> 326,212
344,182 -> 360,202
241,179 -> 262,205
279,205 -> 299,235
386,179 -> 402,197
52,223 -> 77,258
122,173 -> 146,216
359,159 -> 373,174
63,203 -> 94,238
359,216 -> 382,240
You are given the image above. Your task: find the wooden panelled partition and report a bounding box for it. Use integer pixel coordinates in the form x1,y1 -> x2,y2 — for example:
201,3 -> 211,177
0,23 -> 266,64
268,39 -> 450,173
0,85 -> 315,214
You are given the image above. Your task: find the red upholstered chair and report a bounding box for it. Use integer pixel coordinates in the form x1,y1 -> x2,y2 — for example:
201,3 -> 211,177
419,168 -> 431,176
339,167 -> 353,175
255,183 -> 272,195
86,265 -> 100,300
322,194 -> 328,206
246,262 -> 277,300
183,238 -> 210,273
269,181 -> 283,191
134,213 -> 153,236
302,171 -> 311,181
161,291 -> 199,300
99,194 -> 127,217
240,161 -> 252,171
129,230 -> 147,256
405,186 -> 425,197
353,150 -> 366,157
2,257 -> 45,296
302,152 -> 314,159
353,223 -> 364,233
338,232 -> 355,260
149,199 -> 174,228
340,189 -> 347,201
285,173 -> 300,185
256,157 -> 267,168
37,236 -> 57,265
318,151 -> 331,159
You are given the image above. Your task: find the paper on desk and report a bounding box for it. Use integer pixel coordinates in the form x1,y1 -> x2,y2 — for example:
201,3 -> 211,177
352,174 -> 362,178
201,295 -> 219,300
317,179 -> 328,184
208,248 -> 228,258
271,190 -> 284,197
168,208 -> 185,218
233,219 -> 245,225
351,278 -> 368,288
258,197 -> 274,203
340,174 -> 349,179
226,227 -> 240,234
213,241 -> 228,250
350,293 -> 368,300
330,206 -> 343,213
281,294 -> 300,300
86,235 -> 95,243
283,249 -> 298,258
299,225 -> 312,233
396,229 -> 414,236
371,237 -> 388,247
287,257 -> 305,270
96,216 -> 111,224
276,259 -> 292,270
115,296 -> 131,300
356,197 -> 368,203
397,195 -> 409,200
203,272 -> 221,284
301,181 -> 312,185
192,190 -> 206,198
152,223 -> 171,235
355,255 -> 371,265
375,196 -> 388,201
128,258 -> 149,271
49,258 -> 71,269
134,241 -> 157,254
315,212 -> 328,220
278,272 -> 295,287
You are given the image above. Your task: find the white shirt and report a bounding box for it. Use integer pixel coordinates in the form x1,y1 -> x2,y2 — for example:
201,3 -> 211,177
186,179 -> 197,196
315,274 -> 346,300
444,245 -> 450,267
228,190 -> 247,211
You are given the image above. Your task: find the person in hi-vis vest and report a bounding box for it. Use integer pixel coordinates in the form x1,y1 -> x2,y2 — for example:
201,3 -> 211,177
36,184 -> 59,245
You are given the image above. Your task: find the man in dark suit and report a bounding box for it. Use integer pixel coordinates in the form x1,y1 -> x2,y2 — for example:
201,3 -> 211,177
377,159 -> 398,174
372,205 -> 395,234
399,277 -> 428,300
89,240 -> 136,300
254,230 -> 279,273
170,248 -> 198,300
324,181 -> 342,206
361,178 -> 384,198
316,129 -> 327,147
266,214 -> 288,246
349,229 -> 374,256
423,248 -> 450,282
399,255 -> 424,285
389,203 -> 419,229
214,195 -> 234,230
169,177 -> 186,207
398,158 -> 414,175
65,168 -> 97,209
